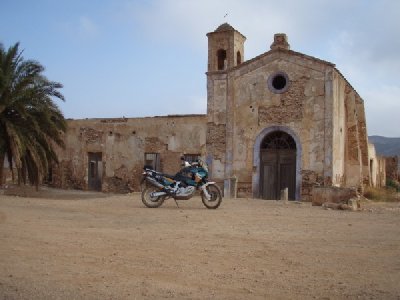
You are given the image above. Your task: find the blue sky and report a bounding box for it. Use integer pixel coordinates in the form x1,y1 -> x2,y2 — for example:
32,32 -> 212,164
1,0 -> 399,137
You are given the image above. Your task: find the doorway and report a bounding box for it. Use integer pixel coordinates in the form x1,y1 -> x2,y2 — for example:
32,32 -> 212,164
88,152 -> 102,191
260,131 -> 296,200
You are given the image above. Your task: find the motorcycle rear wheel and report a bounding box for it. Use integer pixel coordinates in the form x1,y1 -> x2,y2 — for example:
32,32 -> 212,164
201,184 -> 222,209
142,186 -> 165,208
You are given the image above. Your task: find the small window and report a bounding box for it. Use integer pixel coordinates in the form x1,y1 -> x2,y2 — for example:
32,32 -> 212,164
145,153 -> 160,171
183,154 -> 201,164
217,49 -> 227,70
236,51 -> 242,65
268,71 -> 290,94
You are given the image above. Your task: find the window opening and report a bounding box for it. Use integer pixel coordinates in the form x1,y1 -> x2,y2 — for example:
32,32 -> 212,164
268,71 -> 289,94
236,51 -> 242,65
145,153 -> 160,171
261,131 -> 296,150
183,154 -> 201,164
217,49 -> 227,70
272,75 -> 286,90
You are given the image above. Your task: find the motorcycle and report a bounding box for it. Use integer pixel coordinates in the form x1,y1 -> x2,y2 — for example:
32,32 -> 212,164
141,157 -> 222,209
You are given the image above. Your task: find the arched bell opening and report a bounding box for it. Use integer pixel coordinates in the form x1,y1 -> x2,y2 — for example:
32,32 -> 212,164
217,49 -> 227,70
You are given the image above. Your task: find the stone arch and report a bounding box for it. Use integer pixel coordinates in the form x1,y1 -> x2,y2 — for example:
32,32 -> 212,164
217,49 -> 227,70
252,126 -> 302,200
236,51 -> 242,65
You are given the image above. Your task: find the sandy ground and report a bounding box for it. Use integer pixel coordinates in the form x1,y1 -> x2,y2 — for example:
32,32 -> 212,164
0,187 -> 400,299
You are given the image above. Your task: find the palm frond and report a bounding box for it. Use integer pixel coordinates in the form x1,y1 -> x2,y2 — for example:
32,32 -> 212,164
0,41 -> 67,186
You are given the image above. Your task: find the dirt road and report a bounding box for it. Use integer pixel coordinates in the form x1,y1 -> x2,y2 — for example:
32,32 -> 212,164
1,189 -> 399,299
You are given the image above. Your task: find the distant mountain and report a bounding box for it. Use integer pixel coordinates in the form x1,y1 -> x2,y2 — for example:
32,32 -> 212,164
368,136 -> 400,157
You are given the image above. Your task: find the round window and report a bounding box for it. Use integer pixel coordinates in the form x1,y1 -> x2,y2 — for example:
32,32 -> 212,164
268,71 -> 289,94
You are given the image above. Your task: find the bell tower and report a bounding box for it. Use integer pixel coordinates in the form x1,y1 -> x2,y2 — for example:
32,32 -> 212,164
206,23 -> 246,72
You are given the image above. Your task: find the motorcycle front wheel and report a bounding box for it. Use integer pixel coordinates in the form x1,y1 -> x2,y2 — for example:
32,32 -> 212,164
201,184 -> 222,209
141,186 -> 165,208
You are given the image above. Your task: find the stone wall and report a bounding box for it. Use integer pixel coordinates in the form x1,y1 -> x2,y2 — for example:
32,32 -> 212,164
206,37 -> 372,200
311,186 -> 357,206
301,170 -> 324,201
206,123 -> 226,161
224,49 -> 333,200
386,156 -> 399,181
54,115 -> 207,193
258,76 -> 306,124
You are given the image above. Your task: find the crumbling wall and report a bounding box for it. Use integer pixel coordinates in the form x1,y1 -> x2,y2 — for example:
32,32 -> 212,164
206,75 -> 228,181
355,96 -> 370,188
331,70 -> 346,187
80,127 -> 104,144
221,50 -> 332,200
258,76 -> 306,124
343,84 -> 362,189
376,156 -> 387,187
56,115 -> 207,193
301,170 -> 324,201
386,156 -> 399,181
55,160 -> 86,190
236,182 -> 252,198
161,152 -> 182,175
144,137 -> 165,153
206,123 -> 226,161
312,186 -> 357,206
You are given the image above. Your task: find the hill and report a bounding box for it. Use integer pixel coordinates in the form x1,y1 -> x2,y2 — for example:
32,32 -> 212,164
368,136 -> 400,157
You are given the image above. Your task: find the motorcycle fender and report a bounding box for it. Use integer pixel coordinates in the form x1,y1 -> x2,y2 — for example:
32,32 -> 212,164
200,183 -> 215,200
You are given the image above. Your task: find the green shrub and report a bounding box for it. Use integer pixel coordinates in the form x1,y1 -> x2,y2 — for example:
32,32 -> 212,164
386,179 -> 400,192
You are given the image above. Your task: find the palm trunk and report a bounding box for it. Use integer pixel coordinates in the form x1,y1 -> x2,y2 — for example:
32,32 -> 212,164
35,168 -> 39,191
17,168 -> 21,186
21,160 -> 27,185
0,153 -> 4,186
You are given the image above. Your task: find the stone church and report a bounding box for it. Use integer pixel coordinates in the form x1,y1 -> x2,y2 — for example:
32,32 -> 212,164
51,23 -> 384,200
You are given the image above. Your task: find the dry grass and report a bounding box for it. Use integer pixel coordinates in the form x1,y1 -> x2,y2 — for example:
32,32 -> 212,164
364,186 -> 400,202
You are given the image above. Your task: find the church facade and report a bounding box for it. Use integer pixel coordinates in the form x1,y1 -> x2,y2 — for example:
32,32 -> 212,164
52,23 -> 384,200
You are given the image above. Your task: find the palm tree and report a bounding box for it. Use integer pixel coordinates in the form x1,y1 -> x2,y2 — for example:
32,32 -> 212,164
0,42 -> 66,189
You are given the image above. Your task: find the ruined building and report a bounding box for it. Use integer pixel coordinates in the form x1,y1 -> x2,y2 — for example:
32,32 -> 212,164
52,23 -> 384,200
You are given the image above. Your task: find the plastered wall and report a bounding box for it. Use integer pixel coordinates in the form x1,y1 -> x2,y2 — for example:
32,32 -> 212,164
54,115 -> 206,192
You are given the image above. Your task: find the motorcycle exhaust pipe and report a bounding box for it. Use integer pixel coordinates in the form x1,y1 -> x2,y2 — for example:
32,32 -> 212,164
144,176 -> 165,189
151,191 -> 167,197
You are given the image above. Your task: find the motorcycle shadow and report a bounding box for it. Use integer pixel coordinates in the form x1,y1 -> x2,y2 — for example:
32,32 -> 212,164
137,197 -> 217,210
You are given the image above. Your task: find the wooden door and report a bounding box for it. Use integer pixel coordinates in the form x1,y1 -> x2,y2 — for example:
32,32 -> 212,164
278,150 -> 296,200
261,149 -> 296,200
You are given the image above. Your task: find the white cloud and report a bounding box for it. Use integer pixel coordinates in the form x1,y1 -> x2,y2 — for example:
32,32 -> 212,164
59,15 -> 99,41
78,16 -> 99,39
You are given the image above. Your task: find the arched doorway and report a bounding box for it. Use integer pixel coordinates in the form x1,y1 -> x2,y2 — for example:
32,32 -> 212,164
260,131 -> 296,200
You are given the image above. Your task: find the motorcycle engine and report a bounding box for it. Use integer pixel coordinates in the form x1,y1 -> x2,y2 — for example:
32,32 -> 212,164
176,186 -> 195,197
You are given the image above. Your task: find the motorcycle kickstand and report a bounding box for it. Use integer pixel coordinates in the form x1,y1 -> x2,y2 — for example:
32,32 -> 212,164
173,198 -> 180,208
